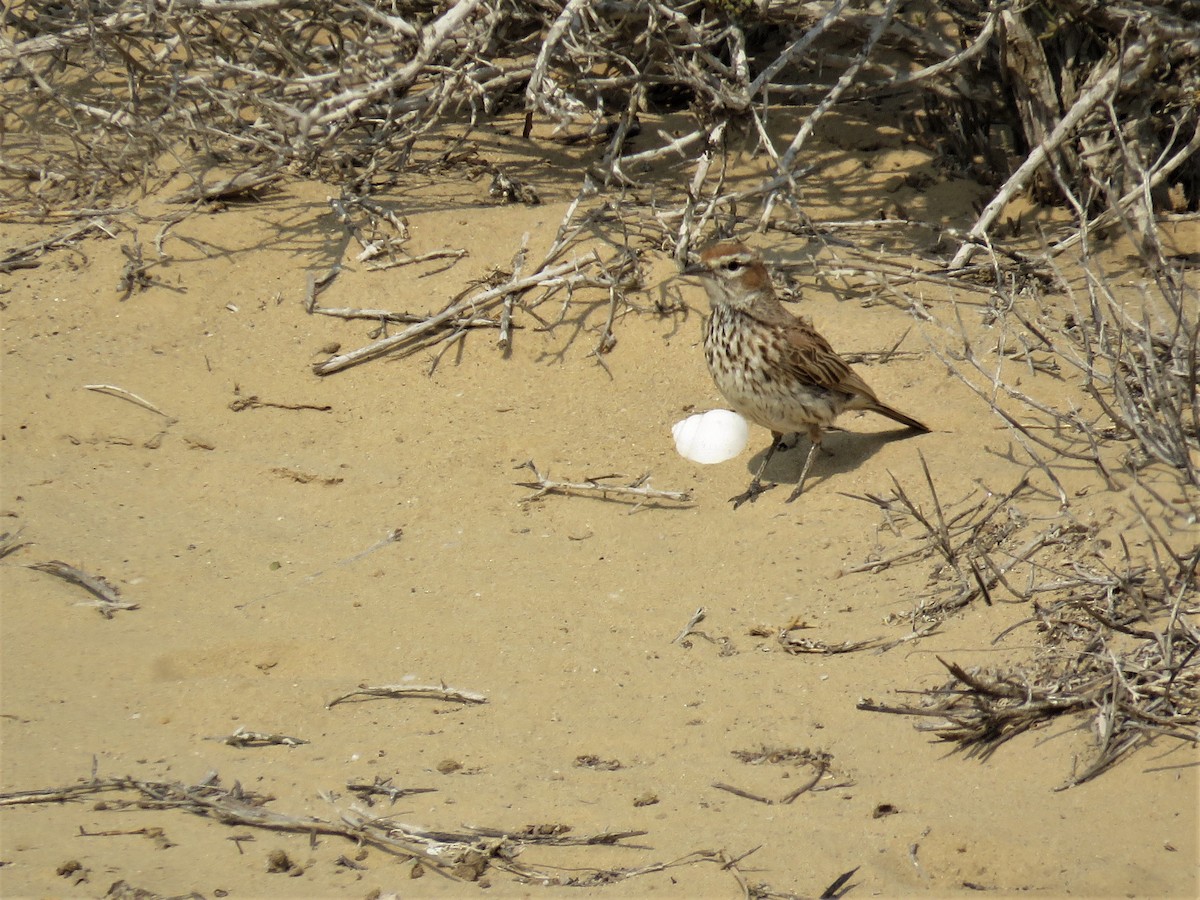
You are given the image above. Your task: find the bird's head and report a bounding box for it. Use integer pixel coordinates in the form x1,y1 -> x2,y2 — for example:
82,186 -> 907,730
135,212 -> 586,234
684,241 -> 772,311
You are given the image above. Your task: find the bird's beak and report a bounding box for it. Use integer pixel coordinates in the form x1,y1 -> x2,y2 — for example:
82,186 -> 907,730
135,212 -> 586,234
681,260 -> 707,278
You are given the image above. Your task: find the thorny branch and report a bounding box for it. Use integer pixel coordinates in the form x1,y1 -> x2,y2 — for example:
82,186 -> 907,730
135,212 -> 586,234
6,0 -> 1194,262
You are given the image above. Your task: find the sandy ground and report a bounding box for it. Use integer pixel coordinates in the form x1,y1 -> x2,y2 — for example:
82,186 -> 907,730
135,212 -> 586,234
2,112 -> 1198,898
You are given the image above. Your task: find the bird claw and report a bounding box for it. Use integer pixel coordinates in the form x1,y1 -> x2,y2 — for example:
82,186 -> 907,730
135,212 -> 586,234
729,480 -> 776,509
784,484 -> 806,503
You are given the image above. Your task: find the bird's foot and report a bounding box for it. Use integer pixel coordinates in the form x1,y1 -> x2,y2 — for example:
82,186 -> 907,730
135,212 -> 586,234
784,483 -> 806,503
729,479 -> 777,509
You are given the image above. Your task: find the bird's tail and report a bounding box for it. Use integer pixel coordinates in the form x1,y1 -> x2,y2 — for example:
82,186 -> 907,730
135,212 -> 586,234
872,402 -> 929,433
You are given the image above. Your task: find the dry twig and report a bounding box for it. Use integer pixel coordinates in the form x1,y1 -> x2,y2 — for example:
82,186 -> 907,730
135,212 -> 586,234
516,460 -> 691,508
326,683 -> 487,709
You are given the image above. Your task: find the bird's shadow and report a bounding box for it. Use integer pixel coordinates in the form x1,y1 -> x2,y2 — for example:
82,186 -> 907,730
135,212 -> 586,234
747,426 -> 925,487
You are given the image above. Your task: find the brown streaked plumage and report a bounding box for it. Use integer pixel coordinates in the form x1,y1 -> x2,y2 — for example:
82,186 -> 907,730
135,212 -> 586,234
686,240 -> 929,507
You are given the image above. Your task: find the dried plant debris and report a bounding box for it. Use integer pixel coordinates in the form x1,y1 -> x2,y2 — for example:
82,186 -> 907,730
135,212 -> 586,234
860,595 -> 1199,788
732,746 -> 832,768
326,683 -> 487,709
27,560 -> 139,618
78,825 -> 175,850
673,606 -> 710,644
229,395 -> 332,413
517,460 -> 691,508
104,880 -> 204,900
714,747 -> 844,805
0,529 -> 30,560
464,823 -> 644,847
672,606 -> 737,654
501,848 -> 755,889
345,777 -> 436,807
0,220 -> 111,273
843,467 -> 1059,623
775,619 -> 936,655
0,772 -> 662,886
212,727 -> 309,749
573,755 -> 623,771
711,776 -> 826,807
83,384 -> 176,423
311,242 -> 638,375
847,431 -> 1197,784
268,467 -> 344,486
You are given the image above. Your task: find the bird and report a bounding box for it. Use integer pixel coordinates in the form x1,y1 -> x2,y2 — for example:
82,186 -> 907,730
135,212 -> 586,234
686,240 -> 929,508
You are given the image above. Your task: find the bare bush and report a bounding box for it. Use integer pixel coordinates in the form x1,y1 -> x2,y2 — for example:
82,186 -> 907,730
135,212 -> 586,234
3,1 -> 1197,259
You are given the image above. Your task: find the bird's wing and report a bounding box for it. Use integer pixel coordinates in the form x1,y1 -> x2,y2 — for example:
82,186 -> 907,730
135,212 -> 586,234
775,315 -> 880,403
749,302 -> 927,430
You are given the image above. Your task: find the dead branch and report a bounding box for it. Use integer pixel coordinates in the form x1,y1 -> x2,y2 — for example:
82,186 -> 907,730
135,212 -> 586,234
950,42 -> 1151,269
326,683 -> 488,709
516,460 -> 692,508
345,777 -> 436,806
312,252 -> 627,374
83,384 -> 176,421
0,219 -> 111,272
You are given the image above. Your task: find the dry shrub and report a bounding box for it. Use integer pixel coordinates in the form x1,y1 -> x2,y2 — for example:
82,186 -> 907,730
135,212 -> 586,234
3,1 -> 1196,245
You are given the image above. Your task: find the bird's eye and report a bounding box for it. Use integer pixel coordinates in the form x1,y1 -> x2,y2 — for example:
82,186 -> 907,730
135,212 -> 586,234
724,260 -> 743,272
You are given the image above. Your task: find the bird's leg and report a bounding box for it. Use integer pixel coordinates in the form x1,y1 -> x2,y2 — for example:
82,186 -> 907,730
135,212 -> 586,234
776,432 -> 801,451
785,427 -> 823,503
729,431 -> 783,509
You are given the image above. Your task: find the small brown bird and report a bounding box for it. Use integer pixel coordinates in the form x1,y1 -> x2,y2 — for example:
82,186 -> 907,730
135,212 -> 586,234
687,240 -> 929,507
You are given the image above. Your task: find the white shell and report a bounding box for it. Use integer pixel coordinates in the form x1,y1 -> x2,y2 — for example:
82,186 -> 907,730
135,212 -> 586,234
672,410 -> 750,464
